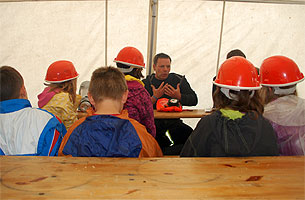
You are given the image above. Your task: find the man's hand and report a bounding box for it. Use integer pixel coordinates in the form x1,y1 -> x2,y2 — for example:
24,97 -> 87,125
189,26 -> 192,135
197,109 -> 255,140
151,82 -> 167,98
164,83 -> 181,100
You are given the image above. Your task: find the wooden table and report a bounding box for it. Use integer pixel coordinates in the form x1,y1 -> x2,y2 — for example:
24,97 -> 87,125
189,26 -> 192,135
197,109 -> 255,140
1,156 -> 304,199
154,109 -> 210,119
78,109 -> 211,119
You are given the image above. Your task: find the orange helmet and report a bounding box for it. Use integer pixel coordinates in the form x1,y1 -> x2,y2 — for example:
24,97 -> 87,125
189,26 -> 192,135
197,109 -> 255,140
156,98 -> 182,112
45,60 -> 79,83
114,47 -> 145,69
260,56 -> 304,87
214,56 -> 261,90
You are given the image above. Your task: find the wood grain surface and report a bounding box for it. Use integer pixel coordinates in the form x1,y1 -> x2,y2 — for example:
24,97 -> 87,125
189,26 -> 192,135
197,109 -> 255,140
1,156 -> 304,199
77,109 -> 211,119
153,109 -> 211,119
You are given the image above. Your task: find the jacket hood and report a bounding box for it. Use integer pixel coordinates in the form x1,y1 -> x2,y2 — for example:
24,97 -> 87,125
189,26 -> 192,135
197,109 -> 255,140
264,95 -> 305,126
213,111 -> 263,156
37,87 -> 60,108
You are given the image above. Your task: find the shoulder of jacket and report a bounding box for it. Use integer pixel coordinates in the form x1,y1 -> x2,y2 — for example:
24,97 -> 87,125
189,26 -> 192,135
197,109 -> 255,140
147,74 -> 155,82
46,93 -> 73,107
118,114 -> 146,130
54,92 -> 70,98
25,107 -> 56,120
170,73 -> 183,80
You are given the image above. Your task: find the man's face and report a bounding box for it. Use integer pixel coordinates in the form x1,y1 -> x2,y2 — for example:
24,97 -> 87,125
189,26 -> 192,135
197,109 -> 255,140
153,58 -> 171,80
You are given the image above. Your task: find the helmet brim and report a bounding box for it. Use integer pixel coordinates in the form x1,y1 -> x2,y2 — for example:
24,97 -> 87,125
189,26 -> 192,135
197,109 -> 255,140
261,77 -> 304,87
213,81 -> 261,91
114,60 -> 145,69
45,75 -> 79,83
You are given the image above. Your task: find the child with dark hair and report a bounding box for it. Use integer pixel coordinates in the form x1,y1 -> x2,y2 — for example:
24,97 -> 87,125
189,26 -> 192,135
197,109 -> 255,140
0,66 -> 66,156
58,66 -> 162,157
181,57 -> 279,157
114,46 -> 156,138
212,49 -> 247,105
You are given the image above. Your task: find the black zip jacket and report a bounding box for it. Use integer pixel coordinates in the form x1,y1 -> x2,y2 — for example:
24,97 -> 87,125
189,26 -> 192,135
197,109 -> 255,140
180,110 -> 279,157
143,73 -> 198,109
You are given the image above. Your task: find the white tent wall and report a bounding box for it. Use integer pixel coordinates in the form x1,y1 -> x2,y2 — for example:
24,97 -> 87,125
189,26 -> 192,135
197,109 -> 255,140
0,0 -> 304,129
0,0 -> 150,108
107,0 -> 149,68
0,1 -> 107,108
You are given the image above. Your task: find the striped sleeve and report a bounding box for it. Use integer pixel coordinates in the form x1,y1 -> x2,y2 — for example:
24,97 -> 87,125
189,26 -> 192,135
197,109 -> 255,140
37,116 -> 67,156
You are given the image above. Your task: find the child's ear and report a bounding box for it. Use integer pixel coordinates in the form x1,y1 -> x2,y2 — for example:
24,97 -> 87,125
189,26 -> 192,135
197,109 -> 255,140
87,92 -> 95,107
122,90 -> 129,104
19,85 -> 28,99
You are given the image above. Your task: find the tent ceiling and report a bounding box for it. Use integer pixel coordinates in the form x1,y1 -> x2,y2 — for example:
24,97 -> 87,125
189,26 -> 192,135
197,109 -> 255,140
0,0 -> 305,5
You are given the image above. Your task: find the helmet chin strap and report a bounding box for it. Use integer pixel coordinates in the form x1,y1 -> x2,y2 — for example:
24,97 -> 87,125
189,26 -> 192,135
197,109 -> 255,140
117,66 -> 133,73
220,88 -> 255,101
274,86 -> 296,95
220,88 -> 239,101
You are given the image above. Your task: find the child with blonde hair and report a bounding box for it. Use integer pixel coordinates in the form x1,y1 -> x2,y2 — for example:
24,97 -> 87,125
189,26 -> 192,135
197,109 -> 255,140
38,60 -> 81,130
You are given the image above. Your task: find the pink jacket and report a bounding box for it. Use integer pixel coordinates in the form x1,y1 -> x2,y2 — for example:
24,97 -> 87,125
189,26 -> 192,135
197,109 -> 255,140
124,78 -> 156,138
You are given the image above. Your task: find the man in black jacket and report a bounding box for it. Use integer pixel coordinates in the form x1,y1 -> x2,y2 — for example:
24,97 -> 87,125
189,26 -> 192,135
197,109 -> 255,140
143,53 -> 198,155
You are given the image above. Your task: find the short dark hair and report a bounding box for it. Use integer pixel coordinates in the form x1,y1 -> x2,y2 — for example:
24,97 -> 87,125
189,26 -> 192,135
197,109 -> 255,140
226,49 -> 246,59
225,49 -> 260,74
89,66 -> 128,103
0,66 -> 24,101
153,53 -> 172,65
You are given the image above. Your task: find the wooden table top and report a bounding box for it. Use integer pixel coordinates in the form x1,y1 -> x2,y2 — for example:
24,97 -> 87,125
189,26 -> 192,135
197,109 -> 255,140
154,109 -> 210,119
77,109 -> 211,119
1,156 -> 304,199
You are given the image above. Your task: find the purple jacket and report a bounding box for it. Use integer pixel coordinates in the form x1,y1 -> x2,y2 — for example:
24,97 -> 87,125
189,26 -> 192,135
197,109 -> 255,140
263,95 -> 305,156
124,80 -> 156,137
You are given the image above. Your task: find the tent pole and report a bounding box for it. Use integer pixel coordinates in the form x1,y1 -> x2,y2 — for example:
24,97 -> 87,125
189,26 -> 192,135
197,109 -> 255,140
105,0 -> 108,66
216,0 -> 226,75
147,0 -> 158,76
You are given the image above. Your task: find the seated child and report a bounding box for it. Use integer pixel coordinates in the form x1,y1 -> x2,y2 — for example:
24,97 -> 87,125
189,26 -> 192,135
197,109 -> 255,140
38,60 -> 81,130
0,66 -> 66,156
259,55 -> 305,155
114,46 -> 156,137
180,56 -> 279,157
58,66 -> 163,157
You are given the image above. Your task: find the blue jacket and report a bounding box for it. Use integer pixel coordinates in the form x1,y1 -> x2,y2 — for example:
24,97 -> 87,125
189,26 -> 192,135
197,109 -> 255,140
0,99 -> 66,156
62,115 -> 142,157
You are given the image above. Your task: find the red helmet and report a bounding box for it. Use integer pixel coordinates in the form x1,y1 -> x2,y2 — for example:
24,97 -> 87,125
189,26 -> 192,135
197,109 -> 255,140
114,47 -> 145,68
214,56 -> 261,90
45,60 -> 79,83
156,98 -> 182,112
260,56 -> 304,87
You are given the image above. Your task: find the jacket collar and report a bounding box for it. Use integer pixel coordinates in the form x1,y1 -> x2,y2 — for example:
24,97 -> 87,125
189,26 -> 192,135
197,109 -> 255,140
125,75 -> 144,86
0,99 -> 32,114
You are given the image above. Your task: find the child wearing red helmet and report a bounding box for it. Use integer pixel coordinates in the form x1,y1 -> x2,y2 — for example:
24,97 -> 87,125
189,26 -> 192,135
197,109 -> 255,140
259,56 -> 305,156
38,60 -> 81,130
181,57 -> 279,157
114,47 -> 156,138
